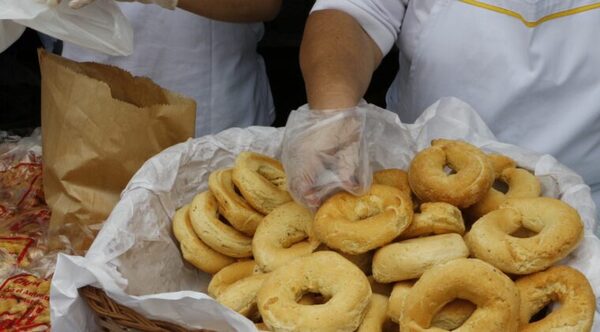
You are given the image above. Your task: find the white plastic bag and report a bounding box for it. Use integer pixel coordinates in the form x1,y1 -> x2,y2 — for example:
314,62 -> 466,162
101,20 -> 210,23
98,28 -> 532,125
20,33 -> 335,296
0,0 -> 132,55
50,98 -> 600,331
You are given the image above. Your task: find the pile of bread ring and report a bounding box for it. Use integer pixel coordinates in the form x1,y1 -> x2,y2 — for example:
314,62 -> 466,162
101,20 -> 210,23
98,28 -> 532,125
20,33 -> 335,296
172,139 -> 596,332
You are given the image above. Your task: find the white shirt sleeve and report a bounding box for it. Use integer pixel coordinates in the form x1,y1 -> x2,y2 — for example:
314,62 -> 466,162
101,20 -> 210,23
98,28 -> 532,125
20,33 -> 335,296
311,0 -> 407,55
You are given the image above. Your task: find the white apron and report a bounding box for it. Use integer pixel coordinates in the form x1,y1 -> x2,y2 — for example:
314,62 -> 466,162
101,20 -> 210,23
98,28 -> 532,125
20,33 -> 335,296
387,0 -> 600,208
62,3 -> 274,137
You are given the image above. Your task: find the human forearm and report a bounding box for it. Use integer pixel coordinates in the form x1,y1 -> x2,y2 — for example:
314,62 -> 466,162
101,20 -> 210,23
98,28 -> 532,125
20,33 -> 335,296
177,0 -> 281,22
300,10 -> 383,110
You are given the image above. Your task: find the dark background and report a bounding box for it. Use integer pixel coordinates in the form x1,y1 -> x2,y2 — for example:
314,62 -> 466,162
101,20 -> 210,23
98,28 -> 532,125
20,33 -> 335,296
0,29 -> 44,134
0,0 -> 399,132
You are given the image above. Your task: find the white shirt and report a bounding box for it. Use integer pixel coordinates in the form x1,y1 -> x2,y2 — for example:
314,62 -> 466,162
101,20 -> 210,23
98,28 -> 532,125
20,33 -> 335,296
311,0 -> 600,210
63,3 -> 275,137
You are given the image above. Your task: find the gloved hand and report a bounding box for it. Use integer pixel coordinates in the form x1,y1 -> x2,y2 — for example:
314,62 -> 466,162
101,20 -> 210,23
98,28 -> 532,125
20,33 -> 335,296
281,103 -> 372,211
66,0 -> 177,10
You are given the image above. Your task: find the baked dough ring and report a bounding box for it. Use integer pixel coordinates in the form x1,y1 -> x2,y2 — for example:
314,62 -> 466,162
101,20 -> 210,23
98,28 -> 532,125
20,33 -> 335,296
314,184 -> 413,254
372,233 -> 469,283
373,169 -> 411,195
255,323 -> 271,331
232,152 -> 292,215
465,197 -> 583,275
252,202 -> 320,272
387,281 -> 475,329
172,205 -> 235,274
257,251 -> 372,332
487,153 -> 516,177
373,168 -> 419,210
339,251 -> 373,275
216,273 -> 270,318
387,281 -> 412,323
315,245 -> 374,275
399,202 -> 465,239
408,139 -> 494,208
189,191 -> 253,258
297,293 -> 327,305
208,260 -> 258,298
401,258 -> 520,332
357,294 -> 396,332
209,168 -> 264,236
430,301 -> 477,331
516,265 -> 595,332
368,276 -> 393,296
466,167 -> 541,220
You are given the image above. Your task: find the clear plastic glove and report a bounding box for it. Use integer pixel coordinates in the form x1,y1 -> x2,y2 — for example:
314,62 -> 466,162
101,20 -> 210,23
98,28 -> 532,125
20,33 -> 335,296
67,0 -> 177,10
281,102 -> 372,211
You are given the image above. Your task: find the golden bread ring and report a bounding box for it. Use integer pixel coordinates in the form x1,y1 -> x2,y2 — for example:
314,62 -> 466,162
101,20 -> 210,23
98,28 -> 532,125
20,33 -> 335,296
357,294 -> 396,332
466,167 -> 541,220
216,273 -> 270,318
516,265 -> 595,331
373,169 -> 411,195
172,205 -> 235,274
232,152 -> 292,215
316,245 -> 374,274
373,168 -> 419,210
372,233 -> 469,283
387,281 -> 475,329
255,322 -> 271,331
252,202 -> 320,272
257,251 -> 372,332
387,281 -> 412,323
430,300 -> 477,331
314,184 -> 413,254
399,202 -> 465,239
209,168 -> 264,236
189,191 -> 253,258
401,258 -> 520,332
368,276 -> 393,296
408,139 -> 494,208
297,293 -> 327,305
488,153 -> 516,177
465,197 -> 583,275
338,250 -> 374,275
208,260 -> 258,298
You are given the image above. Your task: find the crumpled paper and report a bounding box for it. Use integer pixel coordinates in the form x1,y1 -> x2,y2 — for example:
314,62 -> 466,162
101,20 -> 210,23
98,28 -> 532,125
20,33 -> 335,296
50,98 -> 600,331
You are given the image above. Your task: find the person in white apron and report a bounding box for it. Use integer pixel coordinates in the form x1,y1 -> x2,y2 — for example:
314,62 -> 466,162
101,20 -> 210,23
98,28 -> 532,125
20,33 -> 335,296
62,1 -> 278,137
296,0 -> 600,214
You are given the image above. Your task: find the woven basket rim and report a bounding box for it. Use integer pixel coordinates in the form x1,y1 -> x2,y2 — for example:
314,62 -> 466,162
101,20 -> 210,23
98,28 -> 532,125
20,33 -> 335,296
79,286 -> 212,332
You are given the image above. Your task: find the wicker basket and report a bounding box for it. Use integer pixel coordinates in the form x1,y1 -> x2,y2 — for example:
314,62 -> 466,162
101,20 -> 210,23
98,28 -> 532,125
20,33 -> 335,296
80,286 -> 212,332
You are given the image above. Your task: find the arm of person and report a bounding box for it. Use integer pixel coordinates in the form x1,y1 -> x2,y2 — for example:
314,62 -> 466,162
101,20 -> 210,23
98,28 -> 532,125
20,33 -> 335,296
300,1 -> 406,110
177,0 -> 282,22
67,0 -> 281,21
300,10 -> 383,110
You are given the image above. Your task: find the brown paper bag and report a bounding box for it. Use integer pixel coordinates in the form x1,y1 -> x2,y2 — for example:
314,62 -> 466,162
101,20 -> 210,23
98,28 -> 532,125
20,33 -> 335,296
38,50 -> 196,254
